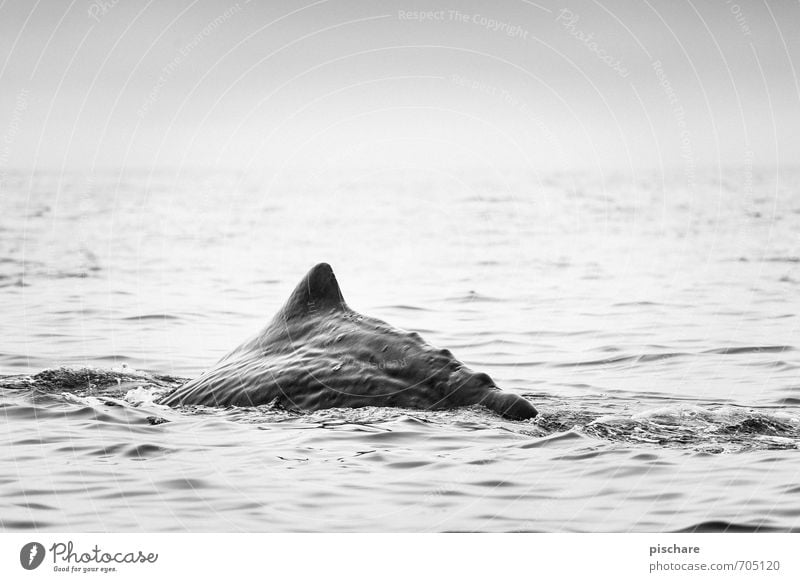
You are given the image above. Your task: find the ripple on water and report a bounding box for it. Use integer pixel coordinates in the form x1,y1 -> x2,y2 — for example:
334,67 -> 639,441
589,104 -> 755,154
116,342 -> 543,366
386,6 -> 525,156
82,443 -> 173,460
675,520 -> 793,533
0,519 -> 54,530
518,430 -> 588,449
2,366 -> 800,532
157,477 -> 212,491
386,460 -> 433,470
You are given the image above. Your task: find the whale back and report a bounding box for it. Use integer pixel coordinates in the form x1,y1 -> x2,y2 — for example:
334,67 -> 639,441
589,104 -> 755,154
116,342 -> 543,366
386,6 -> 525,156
217,263 -> 349,362
160,263 -> 537,420
275,262 -> 348,320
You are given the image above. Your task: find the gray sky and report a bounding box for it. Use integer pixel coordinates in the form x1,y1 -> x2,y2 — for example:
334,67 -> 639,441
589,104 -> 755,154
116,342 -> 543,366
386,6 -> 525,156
0,0 -> 798,174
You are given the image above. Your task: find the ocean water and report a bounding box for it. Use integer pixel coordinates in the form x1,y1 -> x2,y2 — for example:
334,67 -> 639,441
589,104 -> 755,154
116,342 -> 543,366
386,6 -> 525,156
1,167 -> 798,532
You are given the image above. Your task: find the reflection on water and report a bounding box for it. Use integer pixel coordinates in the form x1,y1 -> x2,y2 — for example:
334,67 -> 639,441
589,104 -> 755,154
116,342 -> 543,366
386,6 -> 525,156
1,168 -> 798,531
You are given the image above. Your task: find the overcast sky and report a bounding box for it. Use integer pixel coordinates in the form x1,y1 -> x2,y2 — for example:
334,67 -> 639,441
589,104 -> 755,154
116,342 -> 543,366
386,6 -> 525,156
0,0 -> 798,175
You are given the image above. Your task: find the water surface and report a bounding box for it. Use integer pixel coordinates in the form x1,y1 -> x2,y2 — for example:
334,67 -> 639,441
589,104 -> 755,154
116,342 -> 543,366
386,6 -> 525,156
1,168 -> 798,531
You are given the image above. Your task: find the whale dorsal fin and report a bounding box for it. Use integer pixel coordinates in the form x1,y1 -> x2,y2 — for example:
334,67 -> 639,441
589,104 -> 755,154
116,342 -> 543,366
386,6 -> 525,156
277,263 -> 348,319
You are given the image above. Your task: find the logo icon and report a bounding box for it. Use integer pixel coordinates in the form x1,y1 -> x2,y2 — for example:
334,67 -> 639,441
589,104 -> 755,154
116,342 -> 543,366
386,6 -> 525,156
20,542 -> 46,570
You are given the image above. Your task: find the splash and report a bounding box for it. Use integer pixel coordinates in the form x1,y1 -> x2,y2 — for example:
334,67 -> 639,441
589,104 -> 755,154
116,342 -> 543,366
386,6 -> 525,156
2,367 -> 798,452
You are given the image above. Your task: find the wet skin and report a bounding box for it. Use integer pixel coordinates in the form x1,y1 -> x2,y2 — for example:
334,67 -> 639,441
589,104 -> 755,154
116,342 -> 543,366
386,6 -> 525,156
160,263 -> 537,421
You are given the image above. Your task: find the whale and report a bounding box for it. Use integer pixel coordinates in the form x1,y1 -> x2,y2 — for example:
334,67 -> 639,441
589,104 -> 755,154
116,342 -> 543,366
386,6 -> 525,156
159,263 -> 537,420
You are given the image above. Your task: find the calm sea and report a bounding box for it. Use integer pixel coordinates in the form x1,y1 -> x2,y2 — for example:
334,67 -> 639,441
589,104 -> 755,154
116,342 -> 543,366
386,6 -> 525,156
1,167 -> 798,532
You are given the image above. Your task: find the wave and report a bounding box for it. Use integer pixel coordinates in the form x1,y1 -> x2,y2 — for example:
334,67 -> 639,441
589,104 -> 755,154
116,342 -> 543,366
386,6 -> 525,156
380,304 -> 432,312
546,345 -> 794,368
764,256 -> 800,264
447,291 -> 505,303
552,352 -> 688,367
120,314 -> 183,321
2,367 -> 798,453
703,345 -> 793,355
534,404 -> 800,452
674,520 -> 795,533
